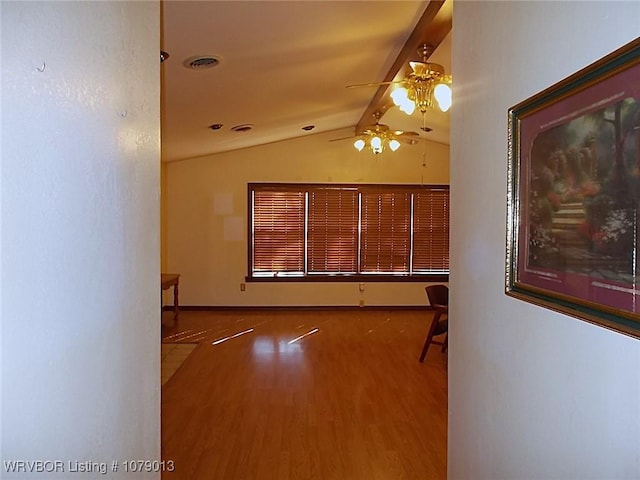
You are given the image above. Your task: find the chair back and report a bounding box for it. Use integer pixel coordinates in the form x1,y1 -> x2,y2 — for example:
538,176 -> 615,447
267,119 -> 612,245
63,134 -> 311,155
420,284 -> 449,362
425,284 -> 448,307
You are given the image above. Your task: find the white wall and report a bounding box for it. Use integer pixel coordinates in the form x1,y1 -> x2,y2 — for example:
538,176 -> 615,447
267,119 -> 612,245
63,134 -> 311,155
449,2 -> 640,479
1,2 -> 160,478
165,128 -> 449,307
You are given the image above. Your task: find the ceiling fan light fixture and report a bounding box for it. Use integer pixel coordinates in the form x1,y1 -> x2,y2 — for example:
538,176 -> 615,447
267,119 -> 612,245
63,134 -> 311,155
391,44 -> 453,115
354,135 -> 402,154
350,113 -> 418,155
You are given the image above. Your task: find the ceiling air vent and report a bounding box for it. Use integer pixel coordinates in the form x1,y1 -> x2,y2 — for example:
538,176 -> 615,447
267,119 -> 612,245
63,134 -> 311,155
184,56 -> 221,70
231,124 -> 254,133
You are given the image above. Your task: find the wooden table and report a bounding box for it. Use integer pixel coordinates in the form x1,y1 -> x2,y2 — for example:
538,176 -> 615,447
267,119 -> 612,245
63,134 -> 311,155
161,273 -> 180,322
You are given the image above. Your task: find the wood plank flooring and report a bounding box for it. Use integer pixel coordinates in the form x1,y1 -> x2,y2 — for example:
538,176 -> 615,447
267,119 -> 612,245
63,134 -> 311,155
161,309 -> 447,479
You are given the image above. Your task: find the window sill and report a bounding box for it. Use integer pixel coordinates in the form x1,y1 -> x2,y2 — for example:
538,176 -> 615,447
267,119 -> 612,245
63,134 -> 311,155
245,273 -> 449,283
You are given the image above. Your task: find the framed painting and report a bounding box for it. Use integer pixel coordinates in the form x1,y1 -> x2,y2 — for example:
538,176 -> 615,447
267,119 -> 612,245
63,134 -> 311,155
506,37 -> 640,337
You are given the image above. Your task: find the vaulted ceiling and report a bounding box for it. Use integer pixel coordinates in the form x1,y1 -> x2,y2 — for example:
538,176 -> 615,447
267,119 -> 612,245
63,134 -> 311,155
160,0 -> 452,162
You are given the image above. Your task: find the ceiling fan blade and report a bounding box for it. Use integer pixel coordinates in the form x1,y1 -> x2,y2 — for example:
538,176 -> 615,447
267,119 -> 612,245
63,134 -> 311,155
397,131 -> 429,144
346,80 -> 401,89
330,123 -> 430,146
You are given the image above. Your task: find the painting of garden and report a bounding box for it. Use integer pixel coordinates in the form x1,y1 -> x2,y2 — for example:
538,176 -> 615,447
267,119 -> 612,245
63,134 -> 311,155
528,97 -> 640,284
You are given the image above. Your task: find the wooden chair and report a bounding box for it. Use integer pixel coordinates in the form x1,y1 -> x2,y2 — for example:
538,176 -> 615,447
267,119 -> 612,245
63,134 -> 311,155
419,285 -> 449,362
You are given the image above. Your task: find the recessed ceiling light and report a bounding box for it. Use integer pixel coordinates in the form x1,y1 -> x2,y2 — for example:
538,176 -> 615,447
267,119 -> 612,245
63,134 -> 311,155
230,124 -> 254,133
302,125 -> 315,131
209,123 -> 223,130
421,126 -> 433,132
184,55 -> 221,70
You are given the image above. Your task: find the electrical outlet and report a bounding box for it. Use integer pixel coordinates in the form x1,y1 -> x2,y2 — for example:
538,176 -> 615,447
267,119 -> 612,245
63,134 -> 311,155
359,282 -> 365,292
359,299 -> 365,307
240,283 -> 246,292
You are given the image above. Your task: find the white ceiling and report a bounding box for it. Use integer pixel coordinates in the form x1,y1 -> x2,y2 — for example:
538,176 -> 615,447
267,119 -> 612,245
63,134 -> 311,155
160,1 -> 451,162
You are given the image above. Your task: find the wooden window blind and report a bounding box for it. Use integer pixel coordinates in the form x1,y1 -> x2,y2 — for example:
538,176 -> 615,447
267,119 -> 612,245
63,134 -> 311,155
251,189 -> 305,276
412,188 -> 450,273
249,183 -> 449,281
360,189 -> 411,273
307,187 -> 358,274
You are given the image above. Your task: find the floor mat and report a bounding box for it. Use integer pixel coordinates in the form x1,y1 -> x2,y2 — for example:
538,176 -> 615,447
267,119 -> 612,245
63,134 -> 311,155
161,343 -> 197,386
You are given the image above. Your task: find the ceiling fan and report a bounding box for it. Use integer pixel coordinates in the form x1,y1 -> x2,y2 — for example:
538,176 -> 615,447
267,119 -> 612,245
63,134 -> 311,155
331,113 -> 426,154
348,43 -> 452,115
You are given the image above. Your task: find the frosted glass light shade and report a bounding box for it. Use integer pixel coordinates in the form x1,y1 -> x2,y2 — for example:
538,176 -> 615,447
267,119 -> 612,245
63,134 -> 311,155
370,136 -> 383,154
434,83 -> 452,112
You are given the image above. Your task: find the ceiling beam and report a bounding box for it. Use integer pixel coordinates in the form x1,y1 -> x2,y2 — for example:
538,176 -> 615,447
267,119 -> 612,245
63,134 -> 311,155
356,0 -> 453,131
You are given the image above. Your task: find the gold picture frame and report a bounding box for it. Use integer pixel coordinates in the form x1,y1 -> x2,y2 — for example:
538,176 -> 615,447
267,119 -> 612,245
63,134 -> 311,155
506,37 -> 640,338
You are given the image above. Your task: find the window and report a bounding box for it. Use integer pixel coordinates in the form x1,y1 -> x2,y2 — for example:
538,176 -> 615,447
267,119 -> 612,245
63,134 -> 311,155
308,188 -> 359,274
248,183 -> 449,281
252,189 -> 305,276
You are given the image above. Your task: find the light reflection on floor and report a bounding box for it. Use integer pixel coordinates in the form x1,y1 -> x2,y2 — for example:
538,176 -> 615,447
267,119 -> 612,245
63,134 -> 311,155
252,337 -> 302,356
163,329 -> 210,343
288,327 -> 319,344
251,327 -> 318,359
163,321 -> 322,370
212,328 -> 254,345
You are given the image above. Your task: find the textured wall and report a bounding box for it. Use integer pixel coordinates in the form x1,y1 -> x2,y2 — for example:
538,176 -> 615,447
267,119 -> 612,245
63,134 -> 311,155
1,2 -> 160,478
449,2 -> 640,479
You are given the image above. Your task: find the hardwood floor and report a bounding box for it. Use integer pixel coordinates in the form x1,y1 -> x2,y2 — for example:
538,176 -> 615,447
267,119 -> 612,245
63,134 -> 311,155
161,309 -> 447,479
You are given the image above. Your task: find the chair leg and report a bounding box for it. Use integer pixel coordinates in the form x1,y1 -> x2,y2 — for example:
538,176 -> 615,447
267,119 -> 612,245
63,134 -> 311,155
441,334 -> 448,353
419,335 -> 431,363
419,311 -> 441,363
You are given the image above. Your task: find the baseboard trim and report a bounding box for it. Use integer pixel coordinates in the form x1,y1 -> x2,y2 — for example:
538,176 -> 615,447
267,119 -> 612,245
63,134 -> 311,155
173,305 -> 431,312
